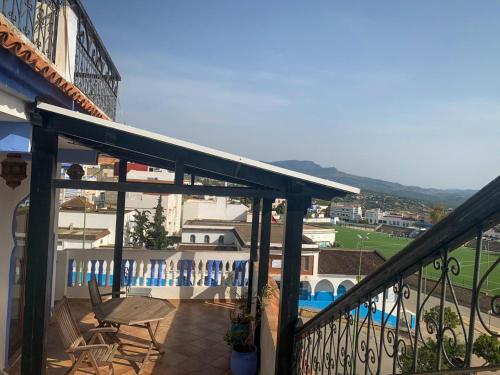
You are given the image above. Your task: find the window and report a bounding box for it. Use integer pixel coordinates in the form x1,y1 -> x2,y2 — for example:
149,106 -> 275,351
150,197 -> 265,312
302,256 -> 310,271
218,235 -> 224,244
190,234 -> 196,243
204,235 -> 210,244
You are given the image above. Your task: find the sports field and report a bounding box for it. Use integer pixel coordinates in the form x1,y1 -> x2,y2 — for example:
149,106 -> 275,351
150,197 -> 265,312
331,225 -> 500,295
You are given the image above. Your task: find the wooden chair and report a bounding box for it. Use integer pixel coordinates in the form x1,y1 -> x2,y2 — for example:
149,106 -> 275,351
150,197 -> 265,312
88,276 -> 122,332
52,297 -> 119,375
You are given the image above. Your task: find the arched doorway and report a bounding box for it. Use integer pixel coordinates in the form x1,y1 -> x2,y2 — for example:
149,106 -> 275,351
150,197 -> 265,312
314,279 -> 334,301
337,279 -> 355,298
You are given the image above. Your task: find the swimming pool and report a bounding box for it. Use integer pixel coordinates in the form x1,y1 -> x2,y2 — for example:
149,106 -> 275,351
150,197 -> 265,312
299,293 -> 415,329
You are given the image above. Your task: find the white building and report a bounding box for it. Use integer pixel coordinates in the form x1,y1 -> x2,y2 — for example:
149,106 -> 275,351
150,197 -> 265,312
179,220 -> 336,250
58,209 -> 135,246
366,208 -> 384,225
182,196 -> 248,224
125,192 -> 182,236
330,203 -> 363,223
56,227 -> 111,250
380,213 -> 417,228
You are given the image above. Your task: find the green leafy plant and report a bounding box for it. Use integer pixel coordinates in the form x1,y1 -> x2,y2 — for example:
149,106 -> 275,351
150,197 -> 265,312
230,309 -> 254,324
224,329 -> 255,353
400,337 -> 465,373
423,306 -> 460,329
473,334 -> 500,365
145,196 -> 172,249
130,209 -> 150,247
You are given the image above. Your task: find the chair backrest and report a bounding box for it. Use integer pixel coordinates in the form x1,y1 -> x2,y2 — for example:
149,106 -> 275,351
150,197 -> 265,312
52,297 -> 83,350
88,275 -> 103,308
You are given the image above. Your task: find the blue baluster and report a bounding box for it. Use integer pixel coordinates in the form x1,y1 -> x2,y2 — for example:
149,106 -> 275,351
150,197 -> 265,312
180,260 -> 186,286
206,260 -> 213,286
240,260 -> 247,287
97,260 -> 104,286
213,261 -> 221,286
129,260 -> 135,285
149,260 -> 156,286
89,260 -> 97,283
186,260 -> 192,286
67,259 -> 75,286
157,260 -> 163,286
121,261 -> 126,286
233,261 -> 241,286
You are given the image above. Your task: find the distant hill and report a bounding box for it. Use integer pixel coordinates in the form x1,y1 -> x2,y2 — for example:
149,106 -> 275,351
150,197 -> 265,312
270,160 -> 476,208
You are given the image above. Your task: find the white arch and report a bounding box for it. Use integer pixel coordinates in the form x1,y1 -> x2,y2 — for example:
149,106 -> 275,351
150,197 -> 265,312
314,279 -> 334,294
337,279 -> 355,297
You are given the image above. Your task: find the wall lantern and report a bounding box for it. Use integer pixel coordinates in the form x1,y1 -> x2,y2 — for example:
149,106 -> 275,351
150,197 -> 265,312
67,164 -> 85,180
1,153 -> 27,189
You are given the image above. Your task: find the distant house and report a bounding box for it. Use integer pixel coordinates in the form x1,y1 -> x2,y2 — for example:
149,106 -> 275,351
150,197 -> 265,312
182,197 -> 248,224
179,220 -> 336,250
57,227 -> 111,250
330,203 -> 363,223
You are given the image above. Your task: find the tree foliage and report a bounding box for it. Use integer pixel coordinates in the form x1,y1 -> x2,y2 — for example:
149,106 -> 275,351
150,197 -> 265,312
146,196 -> 170,250
423,306 -> 460,329
275,202 -> 285,215
430,203 -> 447,224
130,210 -> 149,248
401,337 -> 465,372
473,334 -> 500,365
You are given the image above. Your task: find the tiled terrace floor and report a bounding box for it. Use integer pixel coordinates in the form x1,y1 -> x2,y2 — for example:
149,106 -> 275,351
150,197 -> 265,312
15,299 -> 235,374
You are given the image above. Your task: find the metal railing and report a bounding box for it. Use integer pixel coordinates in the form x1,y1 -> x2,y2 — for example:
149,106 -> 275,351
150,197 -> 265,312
69,0 -> 120,119
292,176 -> 500,374
1,0 -> 60,61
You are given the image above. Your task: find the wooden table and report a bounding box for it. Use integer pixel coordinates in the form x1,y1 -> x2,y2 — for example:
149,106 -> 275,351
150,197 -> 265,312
94,296 -> 175,373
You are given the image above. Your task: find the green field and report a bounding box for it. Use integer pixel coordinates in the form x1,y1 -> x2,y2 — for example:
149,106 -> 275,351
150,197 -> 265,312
330,225 -> 500,295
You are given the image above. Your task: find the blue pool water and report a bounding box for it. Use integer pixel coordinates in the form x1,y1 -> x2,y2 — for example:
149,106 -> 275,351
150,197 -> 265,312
299,293 -> 415,329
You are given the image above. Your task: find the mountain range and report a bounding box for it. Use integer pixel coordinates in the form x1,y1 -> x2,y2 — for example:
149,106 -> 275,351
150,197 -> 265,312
270,160 -> 476,208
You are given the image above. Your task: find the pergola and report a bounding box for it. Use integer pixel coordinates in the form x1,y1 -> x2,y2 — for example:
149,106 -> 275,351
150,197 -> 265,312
22,102 -> 359,374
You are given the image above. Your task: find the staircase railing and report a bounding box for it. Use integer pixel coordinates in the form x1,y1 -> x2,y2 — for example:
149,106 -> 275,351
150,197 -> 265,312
293,176 -> 500,374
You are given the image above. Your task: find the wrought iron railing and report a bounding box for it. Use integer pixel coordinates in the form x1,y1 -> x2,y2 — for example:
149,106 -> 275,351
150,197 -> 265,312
1,0 -> 60,61
293,176 -> 500,374
69,0 -> 120,120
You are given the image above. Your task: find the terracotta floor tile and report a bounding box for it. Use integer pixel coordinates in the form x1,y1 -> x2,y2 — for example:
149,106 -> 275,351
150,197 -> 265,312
13,299 -> 238,375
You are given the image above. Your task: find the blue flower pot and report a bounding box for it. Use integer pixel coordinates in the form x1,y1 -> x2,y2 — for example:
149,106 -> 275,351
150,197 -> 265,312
230,346 -> 257,375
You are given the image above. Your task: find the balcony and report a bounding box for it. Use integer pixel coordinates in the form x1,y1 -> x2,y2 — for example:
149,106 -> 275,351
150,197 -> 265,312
0,0 -> 120,119
8,299 -> 234,374
6,103 -> 500,374
56,248 -> 250,300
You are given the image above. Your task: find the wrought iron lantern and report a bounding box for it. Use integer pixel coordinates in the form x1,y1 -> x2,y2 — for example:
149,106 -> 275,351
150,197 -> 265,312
66,164 -> 85,180
1,153 -> 27,189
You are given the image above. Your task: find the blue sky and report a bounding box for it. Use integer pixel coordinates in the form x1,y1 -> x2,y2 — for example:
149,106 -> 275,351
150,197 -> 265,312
84,1 -> 500,190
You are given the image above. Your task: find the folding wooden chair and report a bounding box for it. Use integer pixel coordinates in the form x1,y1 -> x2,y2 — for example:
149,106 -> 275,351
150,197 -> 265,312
52,297 -> 119,375
88,275 -> 122,331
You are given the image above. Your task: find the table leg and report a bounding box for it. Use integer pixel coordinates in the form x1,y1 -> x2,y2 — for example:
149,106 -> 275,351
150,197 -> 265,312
147,321 -> 164,354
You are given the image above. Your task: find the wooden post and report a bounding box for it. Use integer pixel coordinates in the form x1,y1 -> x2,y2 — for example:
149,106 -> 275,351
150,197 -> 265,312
112,160 -> 127,295
275,195 -> 309,375
21,126 -> 58,374
246,198 -> 261,312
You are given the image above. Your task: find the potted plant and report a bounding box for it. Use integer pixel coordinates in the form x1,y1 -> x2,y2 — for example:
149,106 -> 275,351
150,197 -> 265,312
229,309 -> 253,346
225,329 -> 257,375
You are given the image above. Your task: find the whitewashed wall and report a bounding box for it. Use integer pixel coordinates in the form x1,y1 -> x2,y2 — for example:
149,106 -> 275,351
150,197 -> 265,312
182,197 -> 248,223
0,160 -> 30,368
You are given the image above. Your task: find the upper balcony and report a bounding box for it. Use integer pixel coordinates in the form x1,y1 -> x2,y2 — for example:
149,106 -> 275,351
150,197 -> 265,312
0,0 -> 120,119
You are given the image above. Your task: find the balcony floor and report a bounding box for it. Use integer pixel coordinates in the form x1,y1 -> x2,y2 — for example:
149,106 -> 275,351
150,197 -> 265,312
20,299 -> 234,374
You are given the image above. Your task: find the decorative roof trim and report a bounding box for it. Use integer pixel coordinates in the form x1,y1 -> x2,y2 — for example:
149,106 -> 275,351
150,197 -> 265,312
0,14 -> 110,120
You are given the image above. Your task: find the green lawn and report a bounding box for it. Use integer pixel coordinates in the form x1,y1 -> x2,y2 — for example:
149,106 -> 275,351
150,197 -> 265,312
331,225 -> 500,295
